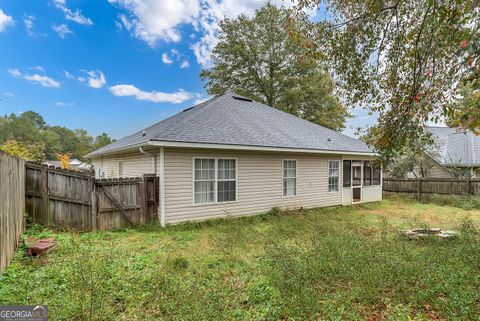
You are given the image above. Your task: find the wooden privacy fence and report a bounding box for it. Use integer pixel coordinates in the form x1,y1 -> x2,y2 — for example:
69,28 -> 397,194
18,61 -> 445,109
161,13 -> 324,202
0,151 -> 25,274
25,164 -> 159,231
383,177 -> 480,200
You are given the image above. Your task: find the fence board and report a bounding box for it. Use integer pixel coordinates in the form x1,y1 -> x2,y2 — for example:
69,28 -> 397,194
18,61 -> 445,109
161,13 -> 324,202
0,151 -> 25,274
383,177 -> 480,200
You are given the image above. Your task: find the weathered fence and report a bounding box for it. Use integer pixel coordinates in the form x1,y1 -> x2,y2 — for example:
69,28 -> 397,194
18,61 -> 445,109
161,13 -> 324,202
25,164 -> 158,231
26,163 -> 94,230
0,151 -> 25,274
95,175 -> 158,230
383,177 -> 480,200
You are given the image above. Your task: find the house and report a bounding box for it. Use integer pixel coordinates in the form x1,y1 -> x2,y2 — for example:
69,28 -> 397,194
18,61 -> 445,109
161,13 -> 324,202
86,92 -> 381,225
43,158 -> 93,171
405,126 -> 480,179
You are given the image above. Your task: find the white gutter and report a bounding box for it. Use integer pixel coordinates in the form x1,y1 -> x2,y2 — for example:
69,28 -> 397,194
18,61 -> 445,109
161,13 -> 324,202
139,146 -> 157,174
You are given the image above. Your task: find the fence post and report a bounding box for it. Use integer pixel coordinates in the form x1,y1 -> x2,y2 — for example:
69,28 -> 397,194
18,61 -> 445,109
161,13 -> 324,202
467,179 -> 473,195
40,166 -> 49,224
140,175 -> 148,224
91,179 -> 97,231
417,178 -> 422,201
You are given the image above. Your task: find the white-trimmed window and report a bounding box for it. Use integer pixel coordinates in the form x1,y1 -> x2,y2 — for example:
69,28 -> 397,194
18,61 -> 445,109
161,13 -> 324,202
328,160 -> 340,192
217,159 -> 236,202
194,158 -> 215,204
194,158 -> 237,204
283,160 -> 297,197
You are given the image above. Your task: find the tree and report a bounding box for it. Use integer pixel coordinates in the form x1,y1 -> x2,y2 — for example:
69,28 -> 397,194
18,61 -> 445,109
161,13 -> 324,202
0,111 -> 115,161
293,0 -> 480,162
0,139 -> 45,163
93,133 -> 113,150
200,4 -> 350,131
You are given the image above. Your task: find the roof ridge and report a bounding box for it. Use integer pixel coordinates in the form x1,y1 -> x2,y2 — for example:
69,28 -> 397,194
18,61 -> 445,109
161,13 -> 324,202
151,94 -> 230,141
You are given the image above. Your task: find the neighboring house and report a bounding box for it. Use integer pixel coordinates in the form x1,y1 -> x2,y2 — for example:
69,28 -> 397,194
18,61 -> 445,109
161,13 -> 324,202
406,127 -> 480,179
43,159 -> 93,171
86,92 -> 381,225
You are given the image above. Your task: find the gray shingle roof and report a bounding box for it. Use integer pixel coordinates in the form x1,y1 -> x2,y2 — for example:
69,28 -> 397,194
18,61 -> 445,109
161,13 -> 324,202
426,126 -> 480,166
87,92 -> 372,157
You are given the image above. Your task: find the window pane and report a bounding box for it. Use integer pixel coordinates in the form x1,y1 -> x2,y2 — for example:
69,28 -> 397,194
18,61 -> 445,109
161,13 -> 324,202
283,160 -> 297,178
218,181 -> 236,202
329,176 -> 339,192
194,181 -> 214,203
283,178 -> 296,196
343,160 -> 351,187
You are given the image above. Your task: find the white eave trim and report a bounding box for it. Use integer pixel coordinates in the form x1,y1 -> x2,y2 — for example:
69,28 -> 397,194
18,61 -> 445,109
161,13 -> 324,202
87,140 -> 376,158
147,141 -> 376,156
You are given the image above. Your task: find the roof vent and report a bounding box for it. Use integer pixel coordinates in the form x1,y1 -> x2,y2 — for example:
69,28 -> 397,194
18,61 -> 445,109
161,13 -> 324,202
142,130 -> 146,137
327,137 -> 331,142
232,95 -> 252,102
183,106 -> 194,112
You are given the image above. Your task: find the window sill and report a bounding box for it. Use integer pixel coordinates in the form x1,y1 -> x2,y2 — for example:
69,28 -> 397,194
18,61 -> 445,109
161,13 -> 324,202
193,200 -> 239,207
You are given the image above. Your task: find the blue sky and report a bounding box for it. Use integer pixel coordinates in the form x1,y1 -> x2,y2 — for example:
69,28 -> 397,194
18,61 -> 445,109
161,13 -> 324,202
0,0 -> 376,139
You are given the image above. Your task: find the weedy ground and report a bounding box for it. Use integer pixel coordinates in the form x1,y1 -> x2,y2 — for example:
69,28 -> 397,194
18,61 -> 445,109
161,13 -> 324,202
0,197 -> 479,320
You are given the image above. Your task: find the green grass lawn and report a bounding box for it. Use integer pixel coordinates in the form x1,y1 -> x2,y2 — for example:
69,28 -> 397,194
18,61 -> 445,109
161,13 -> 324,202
1,198 -> 479,320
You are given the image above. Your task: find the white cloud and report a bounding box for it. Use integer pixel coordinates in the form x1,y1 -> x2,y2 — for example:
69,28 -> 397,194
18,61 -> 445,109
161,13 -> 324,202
64,70 -> 75,79
52,23 -> 72,38
82,70 -> 107,88
107,0 -> 299,67
8,68 -> 22,78
161,52 -> 173,64
55,101 -> 74,106
180,60 -> 190,68
109,84 -> 192,103
28,65 -> 45,72
3,91 -> 14,97
53,0 -> 93,25
108,0 -> 200,46
8,68 -> 61,88
193,96 -> 211,104
0,9 -> 14,32
24,74 -> 61,88
23,15 -> 35,35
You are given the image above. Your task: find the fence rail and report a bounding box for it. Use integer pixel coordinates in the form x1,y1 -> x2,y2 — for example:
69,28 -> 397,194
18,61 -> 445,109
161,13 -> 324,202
0,151 -> 25,274
25,164 -> 158,231
383,177 -> 480,200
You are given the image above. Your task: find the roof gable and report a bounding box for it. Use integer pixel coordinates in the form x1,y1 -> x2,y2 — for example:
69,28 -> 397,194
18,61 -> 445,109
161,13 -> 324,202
87,92 -> 372,157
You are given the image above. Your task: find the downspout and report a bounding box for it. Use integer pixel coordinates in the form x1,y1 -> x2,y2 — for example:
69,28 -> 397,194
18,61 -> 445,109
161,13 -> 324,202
139,146 -> 157,174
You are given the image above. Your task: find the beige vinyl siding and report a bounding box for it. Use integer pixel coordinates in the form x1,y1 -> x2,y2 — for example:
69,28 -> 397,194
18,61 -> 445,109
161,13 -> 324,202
362,185 -> 383,202
342,188 -> 353,206
428,163 -> 452,178
164,148 -> 351,224
91,150 -> 157,178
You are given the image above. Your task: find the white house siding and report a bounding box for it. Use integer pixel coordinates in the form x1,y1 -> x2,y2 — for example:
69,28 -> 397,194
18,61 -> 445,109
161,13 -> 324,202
342,188 -> 353,206
163,148 -> 380,224
428,164 -> 452,178
91,149 -> 157,178
362,186 -> 383,203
